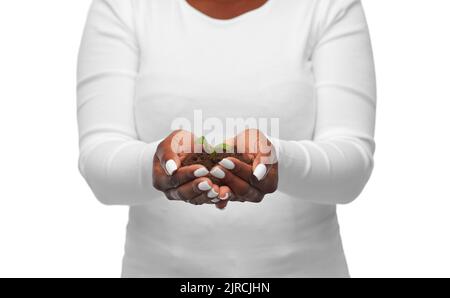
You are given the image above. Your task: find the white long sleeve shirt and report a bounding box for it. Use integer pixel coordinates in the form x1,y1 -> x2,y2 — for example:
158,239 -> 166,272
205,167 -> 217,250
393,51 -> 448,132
77,0 -> 376,277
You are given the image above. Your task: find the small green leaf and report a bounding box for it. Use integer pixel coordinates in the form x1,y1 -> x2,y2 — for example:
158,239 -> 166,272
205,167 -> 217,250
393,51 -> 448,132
203,143 -> 215,154
196,136 -> 207,145
222,143 -> 231,151
214,143 -> 231,153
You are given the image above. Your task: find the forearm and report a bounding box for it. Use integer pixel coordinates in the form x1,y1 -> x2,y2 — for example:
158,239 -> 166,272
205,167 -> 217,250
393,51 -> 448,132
271,133 -> 374,205
77,0 -> 163,206
78,136 -> 162,206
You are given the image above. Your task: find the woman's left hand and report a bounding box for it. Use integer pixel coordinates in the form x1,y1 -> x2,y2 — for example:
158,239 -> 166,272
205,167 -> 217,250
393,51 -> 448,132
210,129 -> 278,208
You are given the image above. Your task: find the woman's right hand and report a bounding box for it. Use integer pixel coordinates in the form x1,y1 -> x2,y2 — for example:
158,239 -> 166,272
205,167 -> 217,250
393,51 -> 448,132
152,130 -> 229,206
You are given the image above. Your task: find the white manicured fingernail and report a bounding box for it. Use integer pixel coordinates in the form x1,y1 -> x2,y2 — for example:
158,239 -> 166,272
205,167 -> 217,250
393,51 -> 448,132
219,159 -> 235,170
253,164 -> 267,181
194,167 -> 209,177
211,198 -> 220,203
165,159 -> 177,176
210,167 -> 225,179
198,181 -> 212,191
207,189 -> 219,198
219,193 -> 229,201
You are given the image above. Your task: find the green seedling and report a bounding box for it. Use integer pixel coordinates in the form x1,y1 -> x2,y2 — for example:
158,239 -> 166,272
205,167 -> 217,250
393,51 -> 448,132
196,136 -> 207,145
214,143 -> 232,153
196,136 -> 214,154
195,136 -> 233,159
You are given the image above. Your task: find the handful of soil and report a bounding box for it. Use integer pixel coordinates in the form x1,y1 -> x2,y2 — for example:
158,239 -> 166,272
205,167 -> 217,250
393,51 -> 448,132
181,137 -> 254,185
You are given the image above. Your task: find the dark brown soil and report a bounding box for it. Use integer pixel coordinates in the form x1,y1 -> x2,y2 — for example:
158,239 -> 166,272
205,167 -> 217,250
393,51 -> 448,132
181,148 -> 254,185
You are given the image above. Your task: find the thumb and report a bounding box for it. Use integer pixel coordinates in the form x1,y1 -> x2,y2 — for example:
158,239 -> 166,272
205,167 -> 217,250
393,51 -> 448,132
252,154 -> 271,182
156,138 -> 182,176
252,145 -> 277,181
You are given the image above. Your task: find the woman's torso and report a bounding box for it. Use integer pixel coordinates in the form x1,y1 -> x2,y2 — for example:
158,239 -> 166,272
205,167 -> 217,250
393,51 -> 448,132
122,0 -> 349,277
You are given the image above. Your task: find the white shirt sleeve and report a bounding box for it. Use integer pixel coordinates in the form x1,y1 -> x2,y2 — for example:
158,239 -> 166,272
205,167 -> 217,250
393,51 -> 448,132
77,0 -> 162,206
270,0 -> 377,205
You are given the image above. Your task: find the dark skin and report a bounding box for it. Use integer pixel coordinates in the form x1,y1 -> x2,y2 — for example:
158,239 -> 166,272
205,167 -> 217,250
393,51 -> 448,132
153,130 -> 227,206
186,0 -> 269,20
153,129 -> 278,209
153,1 -> 278,209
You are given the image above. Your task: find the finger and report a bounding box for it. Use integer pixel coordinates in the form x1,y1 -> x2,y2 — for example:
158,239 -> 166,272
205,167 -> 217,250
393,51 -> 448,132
156,130 -> 197,176
238,146 -> 278,193
210,168 -> 264,203
152,155 -> 169,191
156,142 -> 181,176
207,184 -> 220,203
210,165 -> 251,197
188,184 -> 220,205
249,132 -> 278,180
188,193 -> 215,205
218,157 -> 253,182
252,150 -> 277,181
152,157 -> 209,191
214,186 -> 232,209
252,163 -> 279,194
168,164 -> 210,188
218,185 -> 232,201
215,200 -> 228,210
166,178 -> 213,202
214,157 -> 278,195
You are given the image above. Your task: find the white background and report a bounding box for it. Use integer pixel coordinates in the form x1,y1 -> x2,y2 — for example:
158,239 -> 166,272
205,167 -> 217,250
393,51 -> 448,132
0,0 -> 449,278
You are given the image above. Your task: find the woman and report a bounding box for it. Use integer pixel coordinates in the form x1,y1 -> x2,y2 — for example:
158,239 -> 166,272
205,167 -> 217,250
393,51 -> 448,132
77,0 -> 376,277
